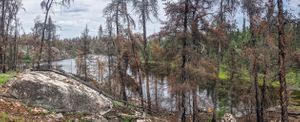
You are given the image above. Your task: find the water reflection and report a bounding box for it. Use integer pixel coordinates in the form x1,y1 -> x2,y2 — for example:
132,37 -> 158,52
53,55 -> 213,111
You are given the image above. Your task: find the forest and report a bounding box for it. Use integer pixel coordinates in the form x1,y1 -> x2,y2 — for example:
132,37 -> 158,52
0,0 -> 300,122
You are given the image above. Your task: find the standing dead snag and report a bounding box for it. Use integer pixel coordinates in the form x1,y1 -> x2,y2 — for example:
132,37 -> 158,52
1,0 -> 6,73
0,0 -> 22,73
277,0 -> 288,121
132,0 -> 158,110
82,25 -> 89,81
37,0 -> 72,69
37,0 -> 53,69
180,0 -> 188,121
242,0 -> 263,121
46,16 -> 55,69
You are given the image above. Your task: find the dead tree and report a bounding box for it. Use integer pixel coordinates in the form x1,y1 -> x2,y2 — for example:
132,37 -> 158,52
277,0 -> 288,121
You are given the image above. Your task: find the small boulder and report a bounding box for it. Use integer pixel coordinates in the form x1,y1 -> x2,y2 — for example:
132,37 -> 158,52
31,107 -> 49,115
221,113 -> 236,122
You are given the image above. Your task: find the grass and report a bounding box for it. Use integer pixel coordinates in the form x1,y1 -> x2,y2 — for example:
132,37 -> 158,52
266,71 -> 300,88
288,105 -> 300,111
121,116 -> 134,122
0,112 -> 25,122
0,112 -> 9,122
218,65 -> 300,88
0,71 -> 16,85
113,101 -> 124,108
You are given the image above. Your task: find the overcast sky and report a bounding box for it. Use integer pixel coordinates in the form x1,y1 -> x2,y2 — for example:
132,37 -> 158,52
19,0 -> 300,39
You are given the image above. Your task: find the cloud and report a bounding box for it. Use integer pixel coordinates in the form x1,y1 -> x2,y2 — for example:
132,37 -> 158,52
63,8 -> 89,13
19,0 -> 109,38
19,0 -> 163,39
18,0 -> 300,39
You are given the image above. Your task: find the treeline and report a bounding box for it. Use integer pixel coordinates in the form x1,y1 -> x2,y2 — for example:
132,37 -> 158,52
0,0 -> 22,72
0,0 -> 300,121
98,0 -> 300,122
0,0 -> 108,72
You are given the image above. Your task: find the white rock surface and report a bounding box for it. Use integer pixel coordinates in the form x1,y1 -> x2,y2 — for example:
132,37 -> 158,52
221,113 -> 237,122
6,71 -> 112,115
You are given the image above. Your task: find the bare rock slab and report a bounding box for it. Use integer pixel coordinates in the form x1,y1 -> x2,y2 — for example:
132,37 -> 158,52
5,71 -> 112,115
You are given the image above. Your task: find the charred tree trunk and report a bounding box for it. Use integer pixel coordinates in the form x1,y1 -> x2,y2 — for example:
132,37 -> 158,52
37,0 -> 53,69
0,47 -> 2,73
261,62 -> 268,122
108,27 -> 113,92
141,0 -> 151,110
47,18 -> 52,70
12,18 -> 18,71
249,4 -> 261,121
192,89 -> 197,122
4,6 -> 12,72
115,0 -> 127,102
181,91 -> 186,122
260,1 -> 274,121
118,61 -> 127,102
253,57 -> 261,122
180,0 -> 188,121
1,0 -> 6,73
277,0 -> 288,121
213,0 -> 225,120
138,69 -> 144,107
125,5 -> 144,107
229,48 -> 236,114
154,77 -> 158,110
83,37 -> 87,81
212,80 -> 218,122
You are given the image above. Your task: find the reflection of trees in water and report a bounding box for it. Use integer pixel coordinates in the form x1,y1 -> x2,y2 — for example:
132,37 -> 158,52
60,55 -> 213,116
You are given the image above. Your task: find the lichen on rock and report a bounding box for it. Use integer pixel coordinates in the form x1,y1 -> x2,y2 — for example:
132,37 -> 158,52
5,71 -> 112,115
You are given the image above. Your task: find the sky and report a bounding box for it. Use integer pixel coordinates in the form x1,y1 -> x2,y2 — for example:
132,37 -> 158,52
19,0 -> 300,39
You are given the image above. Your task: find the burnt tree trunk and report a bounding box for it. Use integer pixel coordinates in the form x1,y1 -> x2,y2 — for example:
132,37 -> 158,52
277,0 -> 288,121
180,0 -> 188,121
141,0 -> 151,110
38,0 -> 53,69
12,16 -> 18,71
249,3 -> 261,121
1,0 -> 6,73
47,18 -> 52,70
115,0 -> 127,102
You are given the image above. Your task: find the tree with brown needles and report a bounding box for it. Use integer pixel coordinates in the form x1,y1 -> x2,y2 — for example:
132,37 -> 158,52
212,0 -> 240,121
242,0 -> 264,121
277,0 -> 288,121
104,0 -> 133,102
132,0 -> 158,110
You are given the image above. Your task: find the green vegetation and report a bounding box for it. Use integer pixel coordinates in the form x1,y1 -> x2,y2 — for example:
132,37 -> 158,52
23,54 -> 32,64
219,68 -> 229,80
0,72 -> 16,85
0,112 -> 8,122
217,99 -> 228,119
112,101 -> 124,108
121,116 -> 134,122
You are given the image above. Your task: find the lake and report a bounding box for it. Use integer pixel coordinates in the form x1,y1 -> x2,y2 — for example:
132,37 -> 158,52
53,55 -> 213,112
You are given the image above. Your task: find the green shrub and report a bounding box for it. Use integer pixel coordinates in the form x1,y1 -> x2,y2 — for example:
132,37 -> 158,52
121,116 -> 134,122
23,54 -> 31,64
0,72 -> 16,85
